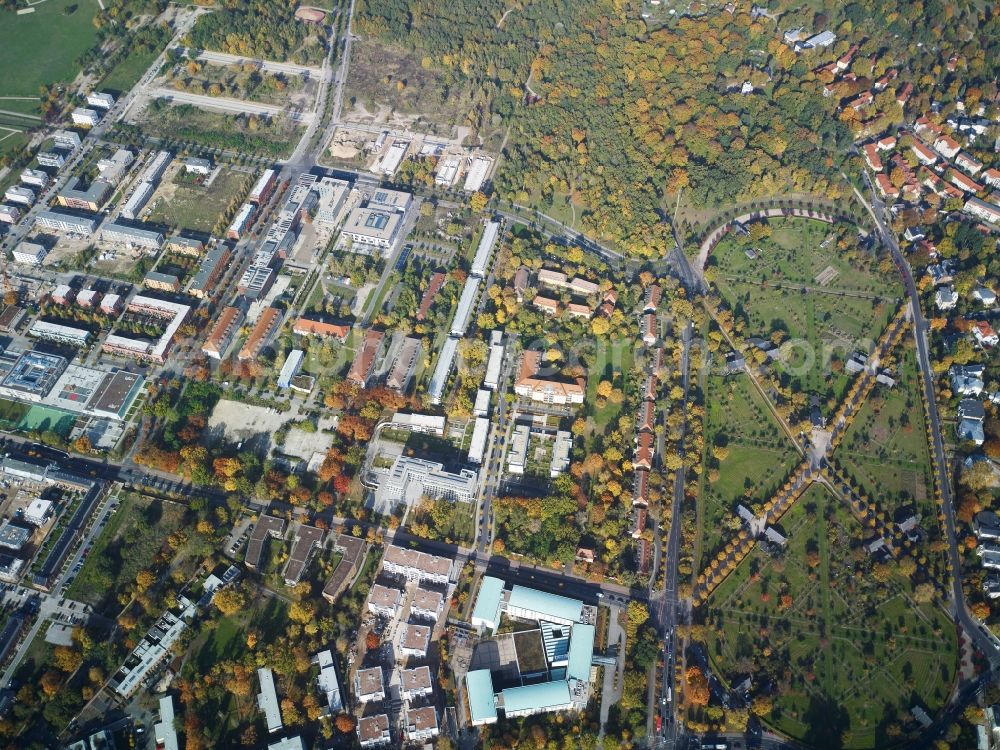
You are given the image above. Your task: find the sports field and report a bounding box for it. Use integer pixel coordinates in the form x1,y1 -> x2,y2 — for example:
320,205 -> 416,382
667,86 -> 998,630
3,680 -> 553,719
0,0 -> 99,111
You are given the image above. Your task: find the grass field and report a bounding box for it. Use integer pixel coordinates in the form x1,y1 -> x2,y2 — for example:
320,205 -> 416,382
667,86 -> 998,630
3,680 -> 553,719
711,220 -> 901,383
0,398 -> 30,430
838,345 -> 937,523
699,372 -> 801,564
714,283 -> 895,408
0,0 -> 99,110
66,494 -> 187,615
184,597 -> 289,744
587,338 -> 634,430
709,218 -> 901,298
146,167 -> 252,234
705,484 -> 957,749
139,103 -> 303,158
99,46 -> 161,97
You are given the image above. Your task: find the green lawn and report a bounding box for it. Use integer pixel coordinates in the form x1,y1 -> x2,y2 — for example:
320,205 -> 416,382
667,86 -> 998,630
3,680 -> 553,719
0,0 -> 99,110
0,128 -> 30,159
836,344 -> 941,577
711,217 -> 902,405
184,597 -> 289,745
0,398 -> 30,430
709,217 -> 901,298
145,167 -> 252,234
66,493 -> 187,615
705,484 -> 957,749
587,338 -> 634,429
98,45 -> 161,97
699,373 -> 801,565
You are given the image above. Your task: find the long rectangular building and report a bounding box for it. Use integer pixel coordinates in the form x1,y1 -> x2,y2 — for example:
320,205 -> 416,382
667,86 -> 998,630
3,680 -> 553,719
428,335 -> 459,405
471,221 -> 500,278
240,308 -> 283,361
201,306 -> 244,359
386,336 -> 421,392
382,544 -> 453,584
188,244 -> 232,299
101,222 -> 164,250
35,210 -> 97,236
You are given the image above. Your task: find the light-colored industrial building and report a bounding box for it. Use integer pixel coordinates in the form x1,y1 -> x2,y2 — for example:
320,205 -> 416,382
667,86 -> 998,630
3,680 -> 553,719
71,108 -> 100,127
119,181 -> 154,220
463,155 -> 492,192
428,335 -> 459,405
383,455 -> 477,505
340,207 -> 403,251
471,221 -> 500,278
13,242 -> 47,266
468,417 -> 490,465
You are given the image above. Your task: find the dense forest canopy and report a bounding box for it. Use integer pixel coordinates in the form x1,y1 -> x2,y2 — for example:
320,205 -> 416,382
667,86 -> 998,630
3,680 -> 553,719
357,0 -> 998,256
186,0 -> 326,65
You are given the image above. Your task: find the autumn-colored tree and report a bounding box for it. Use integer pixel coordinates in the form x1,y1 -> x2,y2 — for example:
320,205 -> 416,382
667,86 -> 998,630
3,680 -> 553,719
971,602 -> 991,620
214,587 -> 247,616
334,714 -> 356,733
752,695 -> 773,716
52,645 -> 82,673
685,666 -> 710,706
40,671 -> 63,697
135,569 -> 156,592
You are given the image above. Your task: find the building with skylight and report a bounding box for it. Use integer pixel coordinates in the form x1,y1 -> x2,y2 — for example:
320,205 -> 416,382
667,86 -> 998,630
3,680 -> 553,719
464,577 -> 597,724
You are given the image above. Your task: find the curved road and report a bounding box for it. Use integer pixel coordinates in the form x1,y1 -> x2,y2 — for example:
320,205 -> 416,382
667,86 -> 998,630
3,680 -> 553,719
852,173 -> 1000,669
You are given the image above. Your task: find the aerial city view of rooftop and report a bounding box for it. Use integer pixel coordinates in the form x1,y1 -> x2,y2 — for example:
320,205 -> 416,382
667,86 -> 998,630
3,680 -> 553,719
0,0 -> 998,748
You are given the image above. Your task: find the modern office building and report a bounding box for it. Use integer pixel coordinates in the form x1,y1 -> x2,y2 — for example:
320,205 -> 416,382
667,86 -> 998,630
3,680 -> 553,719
340,207 -> 403,252
383,455 -> 478,505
